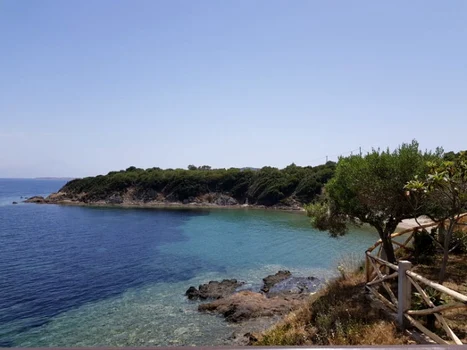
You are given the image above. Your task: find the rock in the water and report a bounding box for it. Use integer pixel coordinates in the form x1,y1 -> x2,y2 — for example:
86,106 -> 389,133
24,196 -> 47,204
187,271 -> 322,324
268,276 -> 322,298
185,286 -> 200,300
185,279 -> 244,300
12,201 -> 18,205
261,270 -> 291,293
173,327 -> 190,336
198,291 -> 300,322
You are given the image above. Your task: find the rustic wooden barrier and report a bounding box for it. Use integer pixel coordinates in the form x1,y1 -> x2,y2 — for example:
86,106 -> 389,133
365,215 -> 467,345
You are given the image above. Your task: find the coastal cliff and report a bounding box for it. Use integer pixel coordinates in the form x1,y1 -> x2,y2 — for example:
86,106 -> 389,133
26,163 -> 336,209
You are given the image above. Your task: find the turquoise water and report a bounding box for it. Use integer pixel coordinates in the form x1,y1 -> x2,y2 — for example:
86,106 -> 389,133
0,179 -> 378,346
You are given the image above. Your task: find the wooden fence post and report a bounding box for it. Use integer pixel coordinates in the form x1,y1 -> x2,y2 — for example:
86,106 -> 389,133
398,260 -> 412,328
365,253 -> 370,283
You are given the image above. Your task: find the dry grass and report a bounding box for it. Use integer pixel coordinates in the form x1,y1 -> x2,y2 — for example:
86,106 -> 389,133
412,253 -> 467,343
413,253 -> 467,295
254,271 -> 411,346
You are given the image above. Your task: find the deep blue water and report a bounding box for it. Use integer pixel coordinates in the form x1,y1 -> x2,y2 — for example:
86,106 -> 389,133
0,179 -> 378,347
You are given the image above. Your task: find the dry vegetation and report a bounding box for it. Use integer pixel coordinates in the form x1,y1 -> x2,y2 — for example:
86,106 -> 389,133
414,254 -> 467,296
253,218 -> 467,346
412,253 -> 467,343
407,217 -> 467,343
253,271 -> 411,346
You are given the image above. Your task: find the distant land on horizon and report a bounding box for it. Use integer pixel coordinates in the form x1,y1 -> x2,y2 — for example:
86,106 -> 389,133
0,177 -> 76,180
34,177 -> 76,180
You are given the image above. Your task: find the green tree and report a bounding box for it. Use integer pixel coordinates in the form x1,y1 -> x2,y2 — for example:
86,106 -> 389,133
405,151 -> 467,283
198,165 -> 212,171
306,140 -> 437,263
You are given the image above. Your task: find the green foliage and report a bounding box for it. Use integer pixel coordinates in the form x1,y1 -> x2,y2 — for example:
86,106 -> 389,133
304,201 -> 347,236
308,140 -> 439,263
406,150 -> 467,282
443,151 -> 459,161
60,162 -> 336,206
406,151 -> 467,221
412,287 -> 446,331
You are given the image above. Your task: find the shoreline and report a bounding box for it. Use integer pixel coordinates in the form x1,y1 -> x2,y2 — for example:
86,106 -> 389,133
24,198 -> 307,213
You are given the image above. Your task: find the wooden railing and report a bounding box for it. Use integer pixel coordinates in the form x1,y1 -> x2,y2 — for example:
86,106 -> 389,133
365,215 -> 467,345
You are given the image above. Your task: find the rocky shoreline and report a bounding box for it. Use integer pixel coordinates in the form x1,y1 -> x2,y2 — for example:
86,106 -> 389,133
184,271 -> 323,344
24,193 -> 305,211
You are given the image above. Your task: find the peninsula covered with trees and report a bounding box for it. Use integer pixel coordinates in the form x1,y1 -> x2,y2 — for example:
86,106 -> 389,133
27,162 -> 337,209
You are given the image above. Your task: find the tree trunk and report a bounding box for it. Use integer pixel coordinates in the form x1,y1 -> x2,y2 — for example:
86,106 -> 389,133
438,220 -> 454,284
380,233 -> 396,264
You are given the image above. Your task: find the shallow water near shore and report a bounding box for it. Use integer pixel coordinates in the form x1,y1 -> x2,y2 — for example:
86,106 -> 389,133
0,179 -> 378,347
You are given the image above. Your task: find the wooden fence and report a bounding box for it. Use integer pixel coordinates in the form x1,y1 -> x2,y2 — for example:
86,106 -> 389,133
365,216 -> 467,345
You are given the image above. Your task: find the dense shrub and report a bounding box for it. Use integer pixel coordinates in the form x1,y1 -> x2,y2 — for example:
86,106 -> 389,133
413,229 -> 437,264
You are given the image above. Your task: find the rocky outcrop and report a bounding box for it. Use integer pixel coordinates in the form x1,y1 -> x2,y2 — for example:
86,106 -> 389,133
261,270 -> 292,293
187,271 -> 323,323
47,192 -> 72,202
198,291 -> 301,322
268,276 -> 321,299
185,279 -> 245,300
26,188 -> 304,211
24,196 -> 47,203
107,194 -> 123,204
214,194 -> 238,206
12,201 -> 18,205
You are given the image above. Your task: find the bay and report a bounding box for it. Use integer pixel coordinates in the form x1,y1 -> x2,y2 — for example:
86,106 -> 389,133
0,179 -> 377,347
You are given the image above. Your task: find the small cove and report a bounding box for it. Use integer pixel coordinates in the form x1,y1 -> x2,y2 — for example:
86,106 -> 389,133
0,179 -> 378,346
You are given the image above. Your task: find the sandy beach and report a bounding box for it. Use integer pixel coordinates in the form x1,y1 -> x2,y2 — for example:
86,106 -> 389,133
396,216 -> 434,230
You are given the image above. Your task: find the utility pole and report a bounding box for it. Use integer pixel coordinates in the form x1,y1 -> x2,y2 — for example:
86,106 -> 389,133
326,155 -> 328,162
359,147 -> 362,156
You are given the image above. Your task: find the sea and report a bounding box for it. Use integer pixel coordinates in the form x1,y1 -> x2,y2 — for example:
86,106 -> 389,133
0,178 -> 378,347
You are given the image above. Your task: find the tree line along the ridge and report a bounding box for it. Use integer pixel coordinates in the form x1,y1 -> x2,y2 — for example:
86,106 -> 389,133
61,162 -> 337,206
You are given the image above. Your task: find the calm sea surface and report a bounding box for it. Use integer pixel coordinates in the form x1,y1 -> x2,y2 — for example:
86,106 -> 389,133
0,179 -> 378,346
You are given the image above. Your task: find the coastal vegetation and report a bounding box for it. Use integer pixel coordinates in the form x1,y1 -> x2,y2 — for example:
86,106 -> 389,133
255,248 -> 467,345
254,268 -> 410,345
406,151 -> 467,283
57,162 -> 336,207
260,144 -> 467,346
305,141 -> 439,263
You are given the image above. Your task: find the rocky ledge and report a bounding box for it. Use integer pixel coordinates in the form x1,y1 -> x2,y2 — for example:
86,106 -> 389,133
24,196 -> 48,203
186,279 -> 245,300
24,192 -> 70,204
198,291 -> 300,323
23,190 -> 304,211
185,271 -> 322,323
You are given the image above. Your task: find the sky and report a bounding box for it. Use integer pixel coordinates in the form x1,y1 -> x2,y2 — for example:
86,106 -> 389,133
1,0 -> 466,178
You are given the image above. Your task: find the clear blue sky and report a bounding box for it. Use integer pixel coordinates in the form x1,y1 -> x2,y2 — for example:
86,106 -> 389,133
1,0 -> 466,178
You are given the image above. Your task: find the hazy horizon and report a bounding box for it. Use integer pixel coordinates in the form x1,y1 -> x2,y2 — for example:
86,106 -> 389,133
2,1 -> 466,178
